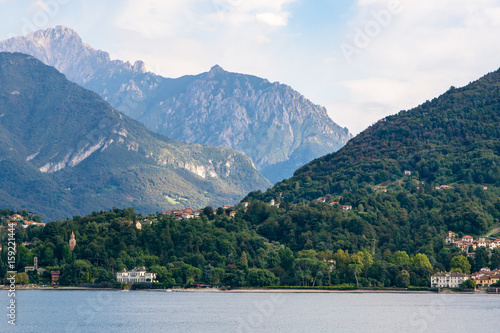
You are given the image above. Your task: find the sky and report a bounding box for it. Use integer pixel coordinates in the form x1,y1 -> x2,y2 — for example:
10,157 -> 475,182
1,0 -> 500,134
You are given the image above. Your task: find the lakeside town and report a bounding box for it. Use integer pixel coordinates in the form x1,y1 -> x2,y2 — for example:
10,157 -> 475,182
3,209 -> 500,293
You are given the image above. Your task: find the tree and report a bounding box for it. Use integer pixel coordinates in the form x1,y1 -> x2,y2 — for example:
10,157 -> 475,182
239,252 -> 248,268
203,206 -> 215,219
390,251 -> 411,266
349,253 -> 363,287
11,272 -> 29,285
150,265 -> 174,285
491,249 -> 500,270
450,255 -> 471,274
73,259 -> 92,281
460,279 -> 476,290
223,269 -> 245,287
210,268 -> 225,286
395,269 -> 410,288
333,249 -> 350,271
412,253 -> 432,270
278,247 -> 294,271
247,268 -> 279,287
473,247 -> 490,272
18,245 -> 34,268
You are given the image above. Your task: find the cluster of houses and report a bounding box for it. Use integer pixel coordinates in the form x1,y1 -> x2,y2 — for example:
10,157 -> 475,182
431,268 -> 500,288
163,208 -> 203,220
164,202 -> 252,220
316,197 -> 352,211
471,267 -> 500,287
445,231 -> 500,256
435,185 -> 453,190
8,214 -> 46,228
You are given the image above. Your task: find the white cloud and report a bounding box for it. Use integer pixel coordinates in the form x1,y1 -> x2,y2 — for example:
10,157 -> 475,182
256,12 -> 288,26
114,0 -> 199,38
330,0 -> 500,133
254,34 -> 271,43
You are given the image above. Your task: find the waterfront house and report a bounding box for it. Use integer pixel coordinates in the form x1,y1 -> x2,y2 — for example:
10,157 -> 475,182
430,272 -> 469,288
471,268 -> 500,287
116,267 -> 157,283
51,271 -> 60,285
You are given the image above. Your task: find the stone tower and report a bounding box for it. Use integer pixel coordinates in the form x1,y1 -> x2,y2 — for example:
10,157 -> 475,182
69,231 -> 76,251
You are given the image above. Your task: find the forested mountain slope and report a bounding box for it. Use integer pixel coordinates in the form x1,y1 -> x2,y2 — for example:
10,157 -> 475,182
0,53 -> 270,220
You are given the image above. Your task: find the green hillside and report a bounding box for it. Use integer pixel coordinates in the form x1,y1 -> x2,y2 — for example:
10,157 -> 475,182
4,68 -> 500,290
0,53 -> 270,220
242,69 -> 500,253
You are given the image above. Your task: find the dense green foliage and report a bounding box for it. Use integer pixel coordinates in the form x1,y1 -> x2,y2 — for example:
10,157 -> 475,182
242,68 -> 500,274
2,57 -> 500,289
3,206 -> 499,288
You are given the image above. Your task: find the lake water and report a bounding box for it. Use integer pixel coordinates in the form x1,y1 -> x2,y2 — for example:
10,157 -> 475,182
1,290 -> 499,332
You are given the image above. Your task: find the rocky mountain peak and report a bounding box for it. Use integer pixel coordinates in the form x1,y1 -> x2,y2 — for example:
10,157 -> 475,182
207,64 -> 225,78
210,64 -> 224,72
37,25 -> 78,38
0,27 -> 353,183
133,60 -> 147,74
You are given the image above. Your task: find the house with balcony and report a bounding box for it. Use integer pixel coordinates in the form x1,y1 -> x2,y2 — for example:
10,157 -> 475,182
445,231 -> 457,244
430,272 -> 469,288
116,267 -> 157,283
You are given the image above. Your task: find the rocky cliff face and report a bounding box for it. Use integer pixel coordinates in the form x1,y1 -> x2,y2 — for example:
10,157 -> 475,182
0,53 -> 270,220
0,26 -> 352,183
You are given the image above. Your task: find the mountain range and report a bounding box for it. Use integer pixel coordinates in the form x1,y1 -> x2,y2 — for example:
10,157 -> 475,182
0,26 -> 352,183
0,52 -> 270,221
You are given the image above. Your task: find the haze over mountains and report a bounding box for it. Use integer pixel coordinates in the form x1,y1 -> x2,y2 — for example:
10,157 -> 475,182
0,52 -> 270,220
0,26 -> 352,183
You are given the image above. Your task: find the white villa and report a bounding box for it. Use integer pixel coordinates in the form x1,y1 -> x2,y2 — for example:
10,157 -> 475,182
430,272 -> 469,288
116,267 -> 157,283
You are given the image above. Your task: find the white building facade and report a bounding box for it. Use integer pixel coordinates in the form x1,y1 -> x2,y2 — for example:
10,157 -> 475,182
116,267 -> 157,283
430,272 -> 469,288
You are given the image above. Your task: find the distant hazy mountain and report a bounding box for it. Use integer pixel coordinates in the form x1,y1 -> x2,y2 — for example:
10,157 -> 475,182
0,52 -> 270,220
0,26 -> 352,183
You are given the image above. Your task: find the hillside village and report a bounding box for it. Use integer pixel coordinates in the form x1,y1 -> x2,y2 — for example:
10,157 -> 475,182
445,231 -> 500,256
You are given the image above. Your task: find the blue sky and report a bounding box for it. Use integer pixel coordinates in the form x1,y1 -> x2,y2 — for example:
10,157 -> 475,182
2,0 -> 500,134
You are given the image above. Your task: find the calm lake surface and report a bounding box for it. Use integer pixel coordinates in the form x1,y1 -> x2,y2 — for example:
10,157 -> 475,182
1,290 -> 499,332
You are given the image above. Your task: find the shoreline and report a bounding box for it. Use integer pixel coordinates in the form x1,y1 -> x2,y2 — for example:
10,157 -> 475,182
0,286 -> 489,294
